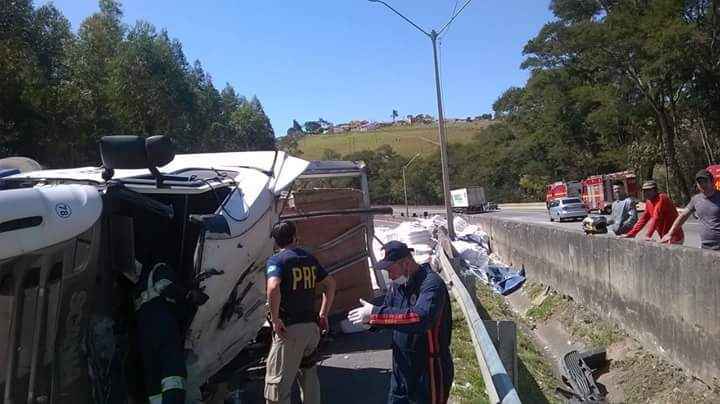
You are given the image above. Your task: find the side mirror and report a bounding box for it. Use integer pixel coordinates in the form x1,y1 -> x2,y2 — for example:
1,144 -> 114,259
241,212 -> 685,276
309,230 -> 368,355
99,135 -> 175,187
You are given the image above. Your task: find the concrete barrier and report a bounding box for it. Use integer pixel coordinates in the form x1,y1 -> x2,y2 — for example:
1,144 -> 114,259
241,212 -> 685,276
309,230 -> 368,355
472,216 -> 720,383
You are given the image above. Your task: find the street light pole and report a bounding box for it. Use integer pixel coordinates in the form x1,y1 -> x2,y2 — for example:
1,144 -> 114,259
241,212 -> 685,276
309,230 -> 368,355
430,30 -> 455,239
402,152 -> 422,217
368,0 -> 472,239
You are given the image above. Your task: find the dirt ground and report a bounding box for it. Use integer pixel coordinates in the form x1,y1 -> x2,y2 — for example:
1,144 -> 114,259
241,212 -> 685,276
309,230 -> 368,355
498,281 -> 720,404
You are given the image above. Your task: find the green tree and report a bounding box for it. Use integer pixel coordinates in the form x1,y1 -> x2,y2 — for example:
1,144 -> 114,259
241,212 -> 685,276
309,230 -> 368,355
321,149 -> 342,160
278,133 -> 303,156
0,0 -> 279,166
303,121 -> 322,134
227,97 -> 275,151
522,0 -> 701,201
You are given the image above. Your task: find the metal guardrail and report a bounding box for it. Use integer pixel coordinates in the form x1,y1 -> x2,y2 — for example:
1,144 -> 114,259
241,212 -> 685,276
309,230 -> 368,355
436,234 -> 522,404
384,203 -> 547,215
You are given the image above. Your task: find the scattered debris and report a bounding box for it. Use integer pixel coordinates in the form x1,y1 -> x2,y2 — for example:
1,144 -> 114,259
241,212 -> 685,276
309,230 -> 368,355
557,349 -> 607,402
582,216 -> 608,235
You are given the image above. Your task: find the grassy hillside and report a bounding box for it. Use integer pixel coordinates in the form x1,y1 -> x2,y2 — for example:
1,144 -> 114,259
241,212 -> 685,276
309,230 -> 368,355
296,121 -> 493,159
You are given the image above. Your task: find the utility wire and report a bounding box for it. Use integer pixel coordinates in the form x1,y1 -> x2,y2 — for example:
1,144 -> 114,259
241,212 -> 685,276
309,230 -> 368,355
439,0 -> 473,35
446,0 -> 461,36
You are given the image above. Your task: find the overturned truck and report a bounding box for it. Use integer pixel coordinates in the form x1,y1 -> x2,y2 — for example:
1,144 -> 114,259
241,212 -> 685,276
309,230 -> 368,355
0,136 -> 388,403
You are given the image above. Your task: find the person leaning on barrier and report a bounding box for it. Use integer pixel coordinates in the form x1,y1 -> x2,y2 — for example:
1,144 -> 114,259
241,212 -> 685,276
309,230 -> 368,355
607,182 -> 638,235
618,180 -> 684,244
348,241 -> 453,404
264,220 -> 337,404
662,169 -> 720,250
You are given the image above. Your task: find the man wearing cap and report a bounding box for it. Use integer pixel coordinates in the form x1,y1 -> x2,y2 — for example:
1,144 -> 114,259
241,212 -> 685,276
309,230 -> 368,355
620,180 -> 684,244
264,220 -> 337,404
607,182 -> 638,235
348,241 -> 453,404
662,170 -> 720,249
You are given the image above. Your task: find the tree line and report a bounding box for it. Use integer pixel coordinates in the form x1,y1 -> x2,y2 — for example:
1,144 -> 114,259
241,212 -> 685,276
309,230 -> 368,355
488,0 -> 720,203
1,0 -> 275,168
312,0 -> 720,205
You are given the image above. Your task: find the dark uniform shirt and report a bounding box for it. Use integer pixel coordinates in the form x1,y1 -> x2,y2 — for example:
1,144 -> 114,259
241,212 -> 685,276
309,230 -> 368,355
369,263 -> 454,404
266,247 -> 328,325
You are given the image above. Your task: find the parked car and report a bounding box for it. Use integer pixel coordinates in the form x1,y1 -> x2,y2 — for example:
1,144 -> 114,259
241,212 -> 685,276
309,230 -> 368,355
548,197 -> 588,222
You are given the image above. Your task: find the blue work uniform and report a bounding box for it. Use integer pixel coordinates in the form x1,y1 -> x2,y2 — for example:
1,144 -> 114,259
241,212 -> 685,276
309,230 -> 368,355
369,263 -> 453,404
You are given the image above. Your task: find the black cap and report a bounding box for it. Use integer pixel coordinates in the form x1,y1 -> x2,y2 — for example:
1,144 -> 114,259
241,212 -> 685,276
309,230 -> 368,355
696,169 -> 713,182
376,240 -> 414,270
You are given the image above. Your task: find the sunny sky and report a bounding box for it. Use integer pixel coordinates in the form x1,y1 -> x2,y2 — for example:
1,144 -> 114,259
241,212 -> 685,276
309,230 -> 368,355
42,0 -> 554,136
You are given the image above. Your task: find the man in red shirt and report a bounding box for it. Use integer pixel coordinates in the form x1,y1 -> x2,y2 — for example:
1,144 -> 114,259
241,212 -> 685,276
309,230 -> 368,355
619,180 -> 684,244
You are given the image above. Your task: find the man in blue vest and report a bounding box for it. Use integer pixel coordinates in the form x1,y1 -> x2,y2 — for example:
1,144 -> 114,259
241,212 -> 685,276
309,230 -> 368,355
348,241 -> 454,404
264,220 -> 337,404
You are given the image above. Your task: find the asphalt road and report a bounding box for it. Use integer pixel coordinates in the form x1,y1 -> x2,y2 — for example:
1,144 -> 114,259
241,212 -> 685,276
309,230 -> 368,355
239,302 -> 394,403
388,204 -> 704,249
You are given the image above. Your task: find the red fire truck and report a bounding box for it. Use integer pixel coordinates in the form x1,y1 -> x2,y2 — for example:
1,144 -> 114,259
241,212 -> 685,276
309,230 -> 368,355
545,180 -> 582,207
707,165 -> 720,190
581,170 -> 639,213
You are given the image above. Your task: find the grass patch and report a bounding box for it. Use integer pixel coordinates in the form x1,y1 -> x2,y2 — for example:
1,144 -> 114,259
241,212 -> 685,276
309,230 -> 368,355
516,332 -> 561,404
521,282 -> 624,349
297,122 -> 492,159
525,293 -> 566,322
564,313 -> 623,348
468,280 -> 561,404
523,283 -> 547,301
450,301 -> 490,403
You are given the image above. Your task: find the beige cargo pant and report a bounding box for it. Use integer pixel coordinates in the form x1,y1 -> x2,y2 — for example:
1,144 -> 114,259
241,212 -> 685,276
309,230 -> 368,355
264,322 -> 321,404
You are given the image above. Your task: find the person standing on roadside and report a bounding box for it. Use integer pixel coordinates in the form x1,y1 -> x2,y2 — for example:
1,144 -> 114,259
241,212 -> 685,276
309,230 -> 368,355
662,170 -> 720,250
619,180 -> 684,244
607,183 -> 638,235
264,221 -> 337,404
348,241 -> 453,404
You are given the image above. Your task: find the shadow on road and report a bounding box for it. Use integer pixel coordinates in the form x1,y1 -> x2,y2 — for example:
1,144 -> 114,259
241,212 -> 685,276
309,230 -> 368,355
234,328 -> 393,403
318,328 -> 392,358
516,359 -> 551,404
234,365 -> 391,404
318,365 -> 392,403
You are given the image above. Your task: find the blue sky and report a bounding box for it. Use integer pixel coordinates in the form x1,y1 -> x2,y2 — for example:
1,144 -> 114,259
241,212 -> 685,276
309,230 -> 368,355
43,0 -> 554,136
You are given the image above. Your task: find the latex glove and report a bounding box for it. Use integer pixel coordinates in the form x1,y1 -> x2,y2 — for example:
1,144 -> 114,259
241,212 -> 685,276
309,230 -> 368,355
347,299 -> 376,325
